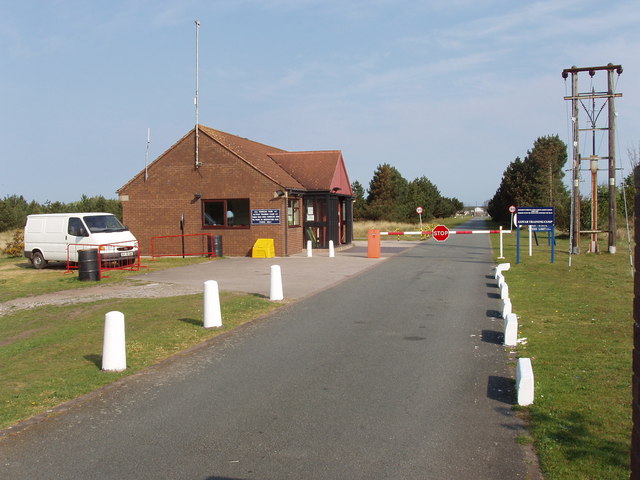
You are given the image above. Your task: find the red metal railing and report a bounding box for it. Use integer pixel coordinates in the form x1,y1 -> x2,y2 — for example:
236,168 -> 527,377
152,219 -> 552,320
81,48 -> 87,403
66,240 -> 142,277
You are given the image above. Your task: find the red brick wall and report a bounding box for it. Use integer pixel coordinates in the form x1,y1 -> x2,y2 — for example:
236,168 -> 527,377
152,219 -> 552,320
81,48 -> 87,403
119,132 -> 304,257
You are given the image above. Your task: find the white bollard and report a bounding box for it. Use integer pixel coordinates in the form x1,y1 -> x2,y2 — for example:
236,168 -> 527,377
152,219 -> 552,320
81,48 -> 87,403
502,298 -> 512,319
270,265 -> 284,301
498,226 -> 505,259
497,274 -> 505,289
329,240 -> 335,258
516,358 -> 535,406
504,313 -> 518,346
307,240 -> 313,257
495,262 -> 510,279
500,282 -> 509,300
204,280 -> 223,328
102,311 -> 126,372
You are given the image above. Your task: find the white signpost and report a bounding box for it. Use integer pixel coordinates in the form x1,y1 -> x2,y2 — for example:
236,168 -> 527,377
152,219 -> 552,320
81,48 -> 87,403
509,205 -> 516,229
416,206 -> 424,231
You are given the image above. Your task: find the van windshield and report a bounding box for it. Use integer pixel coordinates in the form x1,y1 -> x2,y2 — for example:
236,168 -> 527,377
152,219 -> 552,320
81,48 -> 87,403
83,215 -> 126,233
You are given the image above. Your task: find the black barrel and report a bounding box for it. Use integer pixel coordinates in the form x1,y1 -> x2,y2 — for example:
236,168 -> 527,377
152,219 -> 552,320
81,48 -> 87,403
78,249 -> 100,281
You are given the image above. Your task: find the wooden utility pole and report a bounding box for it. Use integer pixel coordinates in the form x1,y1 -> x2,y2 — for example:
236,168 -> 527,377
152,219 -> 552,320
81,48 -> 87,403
566,68 -> 581,254
608,68 -> 618,253
562,64 -> 622,254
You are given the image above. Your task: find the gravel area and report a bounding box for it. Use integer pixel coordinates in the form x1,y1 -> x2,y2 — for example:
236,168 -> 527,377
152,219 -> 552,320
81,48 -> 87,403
0,281 -> 203,316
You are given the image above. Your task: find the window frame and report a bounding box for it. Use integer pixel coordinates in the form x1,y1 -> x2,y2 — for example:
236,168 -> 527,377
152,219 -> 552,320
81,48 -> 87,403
288,198 -> 301,227
202,198 -> 251,229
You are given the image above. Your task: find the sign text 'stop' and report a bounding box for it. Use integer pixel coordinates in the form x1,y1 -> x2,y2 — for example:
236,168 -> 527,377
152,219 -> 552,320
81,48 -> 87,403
432,224 -> 449,242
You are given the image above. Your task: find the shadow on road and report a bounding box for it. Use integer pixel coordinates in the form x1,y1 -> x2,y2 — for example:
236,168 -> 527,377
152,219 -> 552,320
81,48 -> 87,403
481,329 -> 503,345
205,477 -> 251,480
487,375 -> 515,404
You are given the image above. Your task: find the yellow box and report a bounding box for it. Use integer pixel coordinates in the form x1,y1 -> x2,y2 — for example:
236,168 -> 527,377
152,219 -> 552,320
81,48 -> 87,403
252,238 -> 275,258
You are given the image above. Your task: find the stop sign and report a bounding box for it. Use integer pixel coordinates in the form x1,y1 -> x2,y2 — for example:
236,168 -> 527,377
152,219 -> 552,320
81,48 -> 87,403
432,224 -> 449,242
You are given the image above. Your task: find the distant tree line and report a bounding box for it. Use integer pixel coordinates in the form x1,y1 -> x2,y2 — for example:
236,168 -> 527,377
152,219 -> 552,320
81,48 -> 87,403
351,164 -> 464,222
487,135 -> 635,230
488,135 -> 570,229
0,195 -> 122,232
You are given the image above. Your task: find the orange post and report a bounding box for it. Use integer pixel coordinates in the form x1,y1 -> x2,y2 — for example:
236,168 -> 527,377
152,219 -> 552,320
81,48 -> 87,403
367,229 -> 381,258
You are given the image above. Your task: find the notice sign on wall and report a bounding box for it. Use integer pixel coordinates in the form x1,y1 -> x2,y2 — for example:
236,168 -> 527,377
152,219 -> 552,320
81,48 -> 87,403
251,209 -> 281,225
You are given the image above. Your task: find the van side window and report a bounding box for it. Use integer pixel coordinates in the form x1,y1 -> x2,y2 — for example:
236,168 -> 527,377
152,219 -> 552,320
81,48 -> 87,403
68,217 -> 87,237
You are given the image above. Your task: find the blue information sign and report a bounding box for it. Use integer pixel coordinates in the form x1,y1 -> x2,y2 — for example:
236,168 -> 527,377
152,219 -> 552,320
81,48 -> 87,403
516,207 -> 555,225
529,224 -> 553,232
515,206 -> 555,264
251,209 -> 281,225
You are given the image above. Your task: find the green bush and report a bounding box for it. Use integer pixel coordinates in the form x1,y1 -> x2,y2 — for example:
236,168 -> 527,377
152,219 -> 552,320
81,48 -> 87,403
2,229 -> 24,257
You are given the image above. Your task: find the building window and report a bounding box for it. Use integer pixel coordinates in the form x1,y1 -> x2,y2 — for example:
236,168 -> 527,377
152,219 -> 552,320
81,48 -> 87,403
203,199 -> 250,228
288,198 -> 301,226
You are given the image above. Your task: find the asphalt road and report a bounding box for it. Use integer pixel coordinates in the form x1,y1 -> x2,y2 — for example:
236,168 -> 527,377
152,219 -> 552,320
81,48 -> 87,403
0,220 -> 535,479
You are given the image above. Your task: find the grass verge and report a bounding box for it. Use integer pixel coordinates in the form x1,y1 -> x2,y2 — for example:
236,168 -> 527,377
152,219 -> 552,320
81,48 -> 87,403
0,292 -> 280,430
491,228 -> 633,479
0,255 -> 212,303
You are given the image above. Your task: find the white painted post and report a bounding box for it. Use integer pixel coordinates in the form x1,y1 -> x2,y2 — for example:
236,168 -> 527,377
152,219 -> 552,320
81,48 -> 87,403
502,298 -> 512,319
516,358 -> 535,406
102,311 -> 126,372
529,225 -> 533,256
329,240 -> 335,258
270,265 -> 284,301
504,313 -> 518,346
500,282 -> 509,300
495,262 -> 510,279
204,280 -> 222,328
306,240 -> 313,257
497,274 -> 505,289
498,226 -> 505,259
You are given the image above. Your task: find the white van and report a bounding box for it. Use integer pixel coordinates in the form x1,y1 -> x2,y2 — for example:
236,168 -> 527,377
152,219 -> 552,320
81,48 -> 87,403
24,213 -> 138,269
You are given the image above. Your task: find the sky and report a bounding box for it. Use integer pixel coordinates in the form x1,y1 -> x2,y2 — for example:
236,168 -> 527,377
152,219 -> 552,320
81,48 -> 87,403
2,0 -> 639,207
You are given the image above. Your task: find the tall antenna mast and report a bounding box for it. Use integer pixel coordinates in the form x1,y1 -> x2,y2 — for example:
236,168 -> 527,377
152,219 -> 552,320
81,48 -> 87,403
145,127 -> 150,181
194,19 -> 201,169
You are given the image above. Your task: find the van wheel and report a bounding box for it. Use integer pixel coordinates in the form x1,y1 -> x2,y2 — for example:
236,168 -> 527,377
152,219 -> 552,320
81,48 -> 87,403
32,251 -> 46,269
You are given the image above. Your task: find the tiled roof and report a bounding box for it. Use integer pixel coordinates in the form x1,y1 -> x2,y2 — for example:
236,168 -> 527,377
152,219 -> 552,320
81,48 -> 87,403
199,126 -> 305,190
268,151 -> 350,193
201,127 -> 351,194
119,125 -> 352,195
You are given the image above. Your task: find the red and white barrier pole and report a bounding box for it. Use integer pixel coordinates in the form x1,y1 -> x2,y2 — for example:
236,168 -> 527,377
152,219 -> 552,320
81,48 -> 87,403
380,229 -> 510,236
369,228 -> 512,257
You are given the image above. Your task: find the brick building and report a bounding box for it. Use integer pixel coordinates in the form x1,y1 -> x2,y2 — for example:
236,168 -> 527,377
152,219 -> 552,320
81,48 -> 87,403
117,125 -> 354,257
